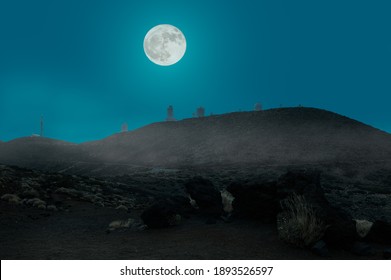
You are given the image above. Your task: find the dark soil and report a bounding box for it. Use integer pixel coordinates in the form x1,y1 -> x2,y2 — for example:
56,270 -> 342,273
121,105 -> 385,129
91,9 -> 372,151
0,200 -> 386,260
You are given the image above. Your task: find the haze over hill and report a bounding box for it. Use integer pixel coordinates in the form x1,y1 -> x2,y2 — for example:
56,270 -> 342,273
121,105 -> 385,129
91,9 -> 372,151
1,107 -> 391,172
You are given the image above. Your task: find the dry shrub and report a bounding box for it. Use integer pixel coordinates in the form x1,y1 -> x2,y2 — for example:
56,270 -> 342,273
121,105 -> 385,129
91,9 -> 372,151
22,188 -> 39,198
109,218 -> 134,230
167,214 -> 182,226
1,194 -> 21,204
47,205 -> 58,211
116,205 -> 128,211
37,204 -> 46,210
55,187 -> 80,197
82,193 -> 102,204
277,193 -> 327,247
25,198 -> 46,208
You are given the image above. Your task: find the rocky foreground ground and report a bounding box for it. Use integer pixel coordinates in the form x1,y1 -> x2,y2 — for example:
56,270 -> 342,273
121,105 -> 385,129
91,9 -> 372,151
0,162 -> 390,259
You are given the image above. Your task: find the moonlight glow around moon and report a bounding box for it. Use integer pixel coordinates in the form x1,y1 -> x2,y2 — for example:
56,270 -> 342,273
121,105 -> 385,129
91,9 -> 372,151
143,24 -> 186,66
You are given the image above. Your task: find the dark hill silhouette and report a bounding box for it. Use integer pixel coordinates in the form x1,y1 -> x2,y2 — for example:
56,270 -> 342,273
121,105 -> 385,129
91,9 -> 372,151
1,107 -> 391,171
0,137 -> 85,168
81,107 -> 391,167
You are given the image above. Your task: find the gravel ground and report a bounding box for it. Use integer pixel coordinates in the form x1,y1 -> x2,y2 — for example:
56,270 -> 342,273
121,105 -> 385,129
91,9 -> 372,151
0,201 -> 386,260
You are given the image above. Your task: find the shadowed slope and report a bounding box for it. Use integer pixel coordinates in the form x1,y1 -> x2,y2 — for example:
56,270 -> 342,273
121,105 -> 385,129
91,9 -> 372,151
0,137 -> 84,168
1,107 -> 391,170
82,107 -> 391,167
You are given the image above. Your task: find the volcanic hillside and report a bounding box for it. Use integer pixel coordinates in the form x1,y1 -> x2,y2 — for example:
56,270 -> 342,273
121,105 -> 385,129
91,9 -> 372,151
83,107 -> 391,166
0,137 -> 85,169
1,107 -> 391,170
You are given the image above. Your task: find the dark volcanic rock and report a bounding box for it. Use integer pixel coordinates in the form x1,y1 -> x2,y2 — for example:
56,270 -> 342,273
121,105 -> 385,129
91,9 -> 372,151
185,177 -> 223,217
205,218 -> 217,224
140,199 -> 183,229
351,242 -> 375,256
311,240 -> 329,257
323,217 -> 357,249
383,248 -> 391,259
167,195 -> 195,217
277,170 -> 326,205
364,220 -> 391,245
227,180 -> 279,222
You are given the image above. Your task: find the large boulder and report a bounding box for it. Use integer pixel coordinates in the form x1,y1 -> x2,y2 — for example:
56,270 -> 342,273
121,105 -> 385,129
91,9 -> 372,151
168,195 -> 197,217
383,248 -> 391,259
185,177 -> 223,217
141,197 -> 186,229
350,242 -> 375,256
323,215 -> 357,249
311,240 -> 330,257
227,180 -> 279,222
364,220 -> 391,245
276,170 -> 327,208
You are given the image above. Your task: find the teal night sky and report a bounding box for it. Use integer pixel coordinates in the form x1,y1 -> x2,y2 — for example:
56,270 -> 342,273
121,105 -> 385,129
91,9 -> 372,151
0,0 -> 390,143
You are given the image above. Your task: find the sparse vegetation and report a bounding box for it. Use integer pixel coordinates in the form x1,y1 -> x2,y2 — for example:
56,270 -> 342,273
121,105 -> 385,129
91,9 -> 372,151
82,193 -> 103,204
37,203 -> 46,210
47,205 -> 58,211
25,198 -> 46,208
108,218 -> 134,231
21,188 -> 39,198
277,193 -> 328,247
55,187 -> 80,197
116,205 -> 128,211
167,214 -> 182,226
1,194 -> 21,204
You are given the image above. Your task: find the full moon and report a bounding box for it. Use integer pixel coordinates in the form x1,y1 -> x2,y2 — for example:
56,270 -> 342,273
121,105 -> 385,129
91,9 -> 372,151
143,24 -> 186,66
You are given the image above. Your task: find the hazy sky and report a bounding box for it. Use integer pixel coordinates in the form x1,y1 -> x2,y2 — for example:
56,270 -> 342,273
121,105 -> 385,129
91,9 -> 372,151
0,0 -> 390,143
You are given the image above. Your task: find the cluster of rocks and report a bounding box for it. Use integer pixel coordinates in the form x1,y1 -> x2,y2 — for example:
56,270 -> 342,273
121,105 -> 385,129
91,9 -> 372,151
1,164 -> 389,257
0,165 -> 141,212
141,176 -> 224,228
140,169 -> 391,257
